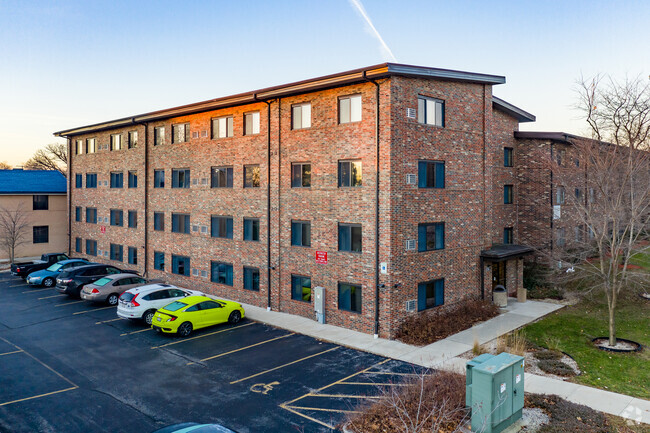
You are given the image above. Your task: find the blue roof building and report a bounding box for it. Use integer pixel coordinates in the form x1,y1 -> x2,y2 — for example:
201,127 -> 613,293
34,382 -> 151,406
0,169 -> 67,195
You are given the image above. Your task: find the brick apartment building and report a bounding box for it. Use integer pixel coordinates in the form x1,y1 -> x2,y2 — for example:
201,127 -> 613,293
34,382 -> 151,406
55,63 -> 584,338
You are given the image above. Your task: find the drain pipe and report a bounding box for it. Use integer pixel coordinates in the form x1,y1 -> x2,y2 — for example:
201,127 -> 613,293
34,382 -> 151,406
136,119 -> 149,278
66,137 -> 72,256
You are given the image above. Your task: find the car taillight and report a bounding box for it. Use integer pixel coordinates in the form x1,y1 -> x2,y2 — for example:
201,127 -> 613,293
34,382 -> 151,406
60,279 -> 72,284
166,316 -> 176,322
129,294 -> 140,307
91,288 -> 99,294
16,267 -> 21,272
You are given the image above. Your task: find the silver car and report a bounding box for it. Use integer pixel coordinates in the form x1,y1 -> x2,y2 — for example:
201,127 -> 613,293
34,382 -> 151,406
80,273 -> 150,306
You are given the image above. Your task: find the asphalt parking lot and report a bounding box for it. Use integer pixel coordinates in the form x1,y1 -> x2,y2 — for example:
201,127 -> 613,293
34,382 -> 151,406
0,271 -> 423,433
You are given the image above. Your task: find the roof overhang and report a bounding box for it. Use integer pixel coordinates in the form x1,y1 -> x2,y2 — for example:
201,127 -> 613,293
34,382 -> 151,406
514,131 -> 578,143
492,96 -> 536,123
480,244 -> 534,262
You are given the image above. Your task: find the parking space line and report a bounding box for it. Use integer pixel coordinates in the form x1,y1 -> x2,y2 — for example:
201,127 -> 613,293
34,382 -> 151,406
21,287 -> 53,293
230,346 -> 340,384
37,294 -> 66,300
306,393 -> 382,399
0,386 -> 78,407
6,284 -> 26,289
73,306 -> 115,315
55,300 -> 85,307
190,333 -> 295,365
120,328 -> 153,336
342,382 -> 409,386
96,318 -> 124,325
285,405 -> 361,414
280,405 -> 335,429
151,322 -> 255,349
0,350 -> 23,356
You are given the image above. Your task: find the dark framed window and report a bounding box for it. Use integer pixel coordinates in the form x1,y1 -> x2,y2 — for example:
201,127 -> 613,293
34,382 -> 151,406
172,255 -> 190,276
556,187 -> 565,205
110,244 -> 123,262
556,149 -> 566,166
128,247 -> 138,265
154,251 -> 165,270
154,126 -> 165,146
338,283 -> 362,313
33,195 -> 48,210
211,261 -> 233,286
86,239 -> 97,256
86,207 -> 97,224
504,147 -> 514,167
171,213 -> 190,234
110,134 -> 122,151
575,188 -> 582,200
154,170 -> 165,188
153,212 -> 164,231
86,138 -> 96,154
338,223 -> 362,253
75,237 -> 82,253
75,174 -> 82,188
504,227 -> 513,244
418,222 -> 445,251
86,173 -> 97,188
338,161 -> 362,187
244,165 -> 260,188
556,228 -> 566,247
110,209 -> 123,227
291,221 -> 311,247
110,172 -> 123,188
75,206 -> 82,222
418,279 -> 444,311
243,218 -> 259,241
291,275 -> 311,302
244,112 -> 260,135
172,123 -> 189,143
339,95 -> 362,124
212,116 -> 234,139
128,171 -> 138,188
418,161 -> 445,188
211,216 -> 233,239
128,210 -> 137,228
417,96 -> 444,127
128,131 -> 138,148
75,140 -> 82,154
291,163 -> 311,188
211,166 -> 233,188
243,267 -> 260,291
33,226 -> 48,244
172,169 -> 190,188
292,102 -> 312,129
504,185 -> 513,204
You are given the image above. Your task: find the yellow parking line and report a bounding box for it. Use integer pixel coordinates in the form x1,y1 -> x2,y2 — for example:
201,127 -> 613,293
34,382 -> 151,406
285,405 -> 361,414
38,294 -> 66,300
73,306 -> 115,315
151,322 -> 255,349
306,393 -> 382,399
0,350 -> 22,356
120,328 -> 153,336
340,382 -> 409,386
55,300 -> 85,307
0,337 -> 76,388
0,387 -> 78,407
190,333 -> 294,365
279,404 -> 335,430
230,346 -> 339,384
96,318 -> 124,325
6,284 -> 26,289
21,287 -> 54,293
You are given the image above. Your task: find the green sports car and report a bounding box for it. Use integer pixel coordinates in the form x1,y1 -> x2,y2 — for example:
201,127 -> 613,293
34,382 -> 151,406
152,295 -> 244,337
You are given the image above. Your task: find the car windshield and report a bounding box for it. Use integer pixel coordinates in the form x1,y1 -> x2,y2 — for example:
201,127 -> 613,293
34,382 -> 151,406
163,301 -> 187,312
93,277 -> 111,287
47,263 -> 63,272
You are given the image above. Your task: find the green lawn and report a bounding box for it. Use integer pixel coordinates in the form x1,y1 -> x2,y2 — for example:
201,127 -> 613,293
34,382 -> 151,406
631,251 -> 650,269
523,293 -> 650,399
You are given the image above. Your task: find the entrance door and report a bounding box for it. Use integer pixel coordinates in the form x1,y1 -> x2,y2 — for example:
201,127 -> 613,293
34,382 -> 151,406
492,261 -> 506,290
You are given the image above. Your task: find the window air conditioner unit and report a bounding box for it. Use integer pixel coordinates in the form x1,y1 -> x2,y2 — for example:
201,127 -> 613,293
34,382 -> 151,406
406,108 -> 416,119
405,300 -> 416,312
405,239 -> 416,251
406,174 -> 417,185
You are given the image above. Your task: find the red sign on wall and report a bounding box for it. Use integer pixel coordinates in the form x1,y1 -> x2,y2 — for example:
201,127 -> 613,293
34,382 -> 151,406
315,251 -> 328,264
100,226 -> 106,234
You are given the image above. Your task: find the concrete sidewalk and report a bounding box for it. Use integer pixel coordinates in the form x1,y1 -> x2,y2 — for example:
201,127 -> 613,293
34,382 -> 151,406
242,298 -> 649,425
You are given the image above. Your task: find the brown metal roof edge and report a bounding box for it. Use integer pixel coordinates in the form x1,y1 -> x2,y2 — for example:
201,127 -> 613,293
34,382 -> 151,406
54,63 -> 506,137
514,131 -> 577,143
492,96 -> 536,123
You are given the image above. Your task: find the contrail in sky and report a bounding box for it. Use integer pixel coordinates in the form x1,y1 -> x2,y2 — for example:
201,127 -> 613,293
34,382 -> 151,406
348,0 -> 397,62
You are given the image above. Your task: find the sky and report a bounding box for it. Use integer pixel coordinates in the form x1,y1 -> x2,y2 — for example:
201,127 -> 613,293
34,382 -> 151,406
0,0 -> 648,166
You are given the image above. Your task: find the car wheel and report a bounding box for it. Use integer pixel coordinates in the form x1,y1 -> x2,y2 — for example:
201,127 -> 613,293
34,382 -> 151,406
142,310 -> 156,326
177,322 -> 193,337
43,277 -> 54,287
228,310 -> 242,324
107,293 -> 119,306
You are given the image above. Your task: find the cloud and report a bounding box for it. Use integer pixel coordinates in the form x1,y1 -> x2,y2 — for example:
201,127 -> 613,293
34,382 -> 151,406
348,0 -> 397,62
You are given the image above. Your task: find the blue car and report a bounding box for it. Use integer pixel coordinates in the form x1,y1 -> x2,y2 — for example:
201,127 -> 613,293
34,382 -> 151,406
26,259 -> 90,288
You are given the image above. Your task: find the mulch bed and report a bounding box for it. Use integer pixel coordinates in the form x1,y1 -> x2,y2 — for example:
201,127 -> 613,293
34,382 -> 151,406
525,394 -> 612,432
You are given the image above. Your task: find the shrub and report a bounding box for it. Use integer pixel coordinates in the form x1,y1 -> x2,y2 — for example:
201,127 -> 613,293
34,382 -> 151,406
537,359 -> 575,377
534,350 -> 563,360
526,394 -> 610,432
496,330 -> 527,356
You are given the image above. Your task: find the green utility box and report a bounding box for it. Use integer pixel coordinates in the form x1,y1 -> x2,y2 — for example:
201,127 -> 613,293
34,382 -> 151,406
466,352 -> 525,433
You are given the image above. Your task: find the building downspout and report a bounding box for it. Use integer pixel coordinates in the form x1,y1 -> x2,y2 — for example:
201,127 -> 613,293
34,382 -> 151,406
139,120 -> 149,277
67,137 -> 72,256
549,142 -> 554,255
480,256 -> 485,300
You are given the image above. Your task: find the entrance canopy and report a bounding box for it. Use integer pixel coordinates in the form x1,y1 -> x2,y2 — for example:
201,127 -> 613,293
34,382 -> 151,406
480,245 -> 534,263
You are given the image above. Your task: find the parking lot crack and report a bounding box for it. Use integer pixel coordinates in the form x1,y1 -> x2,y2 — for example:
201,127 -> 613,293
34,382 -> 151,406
88,387 -> 164,425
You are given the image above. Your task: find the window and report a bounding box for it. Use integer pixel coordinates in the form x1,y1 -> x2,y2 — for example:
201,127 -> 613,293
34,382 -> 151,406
172,123 -> 189,144
33,195 -> 48,210
75,174 -> 82,188
575,158 -> 580,167
291,221 -> 311,247
291,275 -> 311,302
418,223 -> 445,251
243,267 -> 260,291
110,244 -> 123,262
417,96 -> 444,127
75,237 -> 82,253
86,207 -> 97,224
33,226 -> 48,244
154,170 -> 165,188
556,227 -> 566,247
110,134 -> 122,151
128,247 -> 137,265
128,131 -> 138,148
172,255 -> 190,276
128,171 -> 137,188
338,283 -> 362,313
154,127 -> 165,146
154,251 -> 165,271
128,210 -> 137,228
575,225 -> 584,242
418,279 -> 444,311
171,213 -> 190,234
86,138 -> 96,154
154,212 -> 164,231
110,209 -> 123,227
86,239 -> 97,256
212,116 -> 234,139
243,218 -> 259,241
86,173 -> 97,188
339,95 -> 362,124
504,227 -> 513,244
172,169 -> 190,188
75,206 -> 82,222
575,188 -> 582,200
292,103 -> 311,129
418,161 -> 445,188
291,163 -> 311,188
211,216 -> 233,239
589,188 -> 595,203
110,172 -> 123,188
504,185 -> 513,204
338,223 -> 362,253
211,166 -> 233,188
556,187 -> 565,205
244,165 -> 260,188
556,149 -> 566,166
244,112 -> 260,135
338,161 -> 362,187
75,140 -> 83,155
211,261 -> 233,286
504,147 -> 514,167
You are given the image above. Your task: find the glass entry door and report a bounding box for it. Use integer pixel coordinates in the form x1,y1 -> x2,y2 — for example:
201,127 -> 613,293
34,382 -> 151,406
492,261 -> 506,290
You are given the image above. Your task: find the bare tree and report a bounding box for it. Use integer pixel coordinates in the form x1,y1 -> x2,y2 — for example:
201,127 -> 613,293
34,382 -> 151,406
23,143 -> 67,175
0,204 -> 31,263
0,161 -> 11,170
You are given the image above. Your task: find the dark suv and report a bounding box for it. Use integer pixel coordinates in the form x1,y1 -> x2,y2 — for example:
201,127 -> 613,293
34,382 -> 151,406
56,264 -> 138,298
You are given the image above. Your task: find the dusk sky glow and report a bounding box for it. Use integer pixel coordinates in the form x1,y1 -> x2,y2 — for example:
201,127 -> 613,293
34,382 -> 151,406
1,0 -> 648,166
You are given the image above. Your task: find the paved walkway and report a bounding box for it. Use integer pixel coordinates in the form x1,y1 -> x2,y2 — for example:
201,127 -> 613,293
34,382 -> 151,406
242,297 -> 650,425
